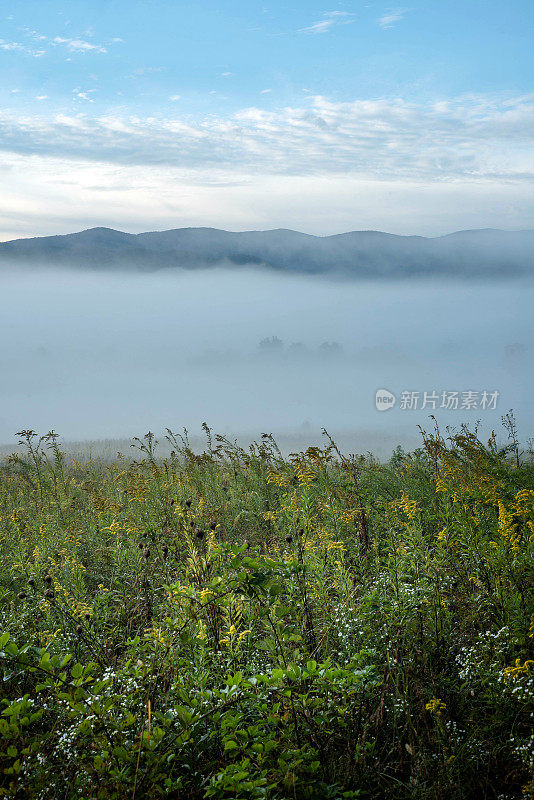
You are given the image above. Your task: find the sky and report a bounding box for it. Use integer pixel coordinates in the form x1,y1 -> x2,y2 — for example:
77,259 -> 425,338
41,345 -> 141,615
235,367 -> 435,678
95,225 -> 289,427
1,0 -> 533,239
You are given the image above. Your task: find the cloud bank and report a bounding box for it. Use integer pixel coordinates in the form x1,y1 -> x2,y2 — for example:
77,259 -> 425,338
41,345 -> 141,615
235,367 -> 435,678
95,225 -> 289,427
0,93 -> 533,239
0,94 -> 532,180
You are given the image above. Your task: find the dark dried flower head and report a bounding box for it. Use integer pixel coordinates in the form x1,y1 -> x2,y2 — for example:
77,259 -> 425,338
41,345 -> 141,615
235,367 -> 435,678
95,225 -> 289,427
138,542 -> 144,549
162,545 -> 169,558
286,535 -> 293,544
44,575 -> 52,585
18,591 -> 27,599
84,613 -> 91,621
143,548 -> 151,559
209,521 -> 217,531
185,499 -> 192,508
44,589 -> 54,599
142,532 -> 148,539
28,578 -> 36,588
298,528 -> 304,537
195,529 -> 205,540
76,624 -> 83,635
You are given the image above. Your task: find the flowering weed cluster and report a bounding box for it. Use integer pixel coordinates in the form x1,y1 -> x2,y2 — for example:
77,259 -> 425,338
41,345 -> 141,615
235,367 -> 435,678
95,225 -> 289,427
0,421 -> 532,799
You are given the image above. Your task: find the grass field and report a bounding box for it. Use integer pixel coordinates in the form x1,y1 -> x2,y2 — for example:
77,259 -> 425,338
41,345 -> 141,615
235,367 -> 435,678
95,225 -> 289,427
0,418 -> 533,799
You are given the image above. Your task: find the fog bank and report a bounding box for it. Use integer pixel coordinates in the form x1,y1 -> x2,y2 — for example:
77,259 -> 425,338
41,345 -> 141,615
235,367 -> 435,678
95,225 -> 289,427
1,267 -> 532,456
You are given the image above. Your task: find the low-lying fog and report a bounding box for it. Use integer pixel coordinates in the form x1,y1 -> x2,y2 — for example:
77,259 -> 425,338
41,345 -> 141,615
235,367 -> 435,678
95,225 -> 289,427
1,267 -> 532,457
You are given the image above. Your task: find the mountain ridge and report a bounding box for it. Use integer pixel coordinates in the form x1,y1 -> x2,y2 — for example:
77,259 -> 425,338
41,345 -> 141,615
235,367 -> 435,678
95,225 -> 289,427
1,225 -> 532,278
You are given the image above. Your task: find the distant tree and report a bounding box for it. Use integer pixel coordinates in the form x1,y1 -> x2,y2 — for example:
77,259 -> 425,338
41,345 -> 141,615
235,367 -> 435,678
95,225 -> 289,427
318,341 -> 343,356
259,336 -> 284,353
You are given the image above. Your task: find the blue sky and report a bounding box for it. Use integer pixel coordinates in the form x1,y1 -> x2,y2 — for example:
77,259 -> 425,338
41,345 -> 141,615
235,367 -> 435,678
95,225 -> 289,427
1,0 -> 533,238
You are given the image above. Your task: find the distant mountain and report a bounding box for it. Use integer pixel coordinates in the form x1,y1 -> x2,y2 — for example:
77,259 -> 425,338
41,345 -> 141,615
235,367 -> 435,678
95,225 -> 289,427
0,226 -> 533,278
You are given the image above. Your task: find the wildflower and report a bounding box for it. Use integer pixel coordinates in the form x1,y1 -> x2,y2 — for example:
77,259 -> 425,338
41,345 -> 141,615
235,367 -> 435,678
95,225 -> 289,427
503,658 -> 534,680
425,698 -> 446,716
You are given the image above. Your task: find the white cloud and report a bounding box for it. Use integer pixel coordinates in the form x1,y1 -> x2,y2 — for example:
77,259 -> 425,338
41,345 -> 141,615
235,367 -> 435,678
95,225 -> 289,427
298,11 -> 353,34
1,27 -> 113,57
221,71 -> 233,77
53,36 -> 107,53
127,66 -> 165,78
35,95 -> 48,101
169,94 -> 181,101
0,38 -> 45,56
260,89 -> 272,94
378,8 -> 408,29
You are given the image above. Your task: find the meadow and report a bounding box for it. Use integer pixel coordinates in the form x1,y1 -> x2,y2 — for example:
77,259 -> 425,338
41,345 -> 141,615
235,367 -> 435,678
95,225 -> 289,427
0,417 -> 533,799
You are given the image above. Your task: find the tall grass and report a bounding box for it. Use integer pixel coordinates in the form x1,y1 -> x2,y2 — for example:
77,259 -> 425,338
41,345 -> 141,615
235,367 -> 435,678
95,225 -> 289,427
0,419 -> 533,799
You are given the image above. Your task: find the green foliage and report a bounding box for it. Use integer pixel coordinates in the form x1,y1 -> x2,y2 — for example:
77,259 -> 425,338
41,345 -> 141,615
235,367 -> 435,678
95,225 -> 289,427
0,421 -> 533,798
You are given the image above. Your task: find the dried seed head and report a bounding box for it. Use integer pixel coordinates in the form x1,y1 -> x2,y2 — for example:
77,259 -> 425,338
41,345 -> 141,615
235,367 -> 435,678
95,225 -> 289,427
28,578 -> 36,588
44,589 -> 54,599
138,542 -> 144,549
170,499 -> 175,505
18,591 -> 27,599
185,499 -> 192,508
84,613 -> 91,621
195,529 -> 205,541
298,528 -> 304,537
143,548 -> 151,559
76,624 -> 83,635
142,532 -> 148,539
162,545 -> 169,558
286,535 -> 293,544
209,521 -> 217,531
44,575 -> 52,585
